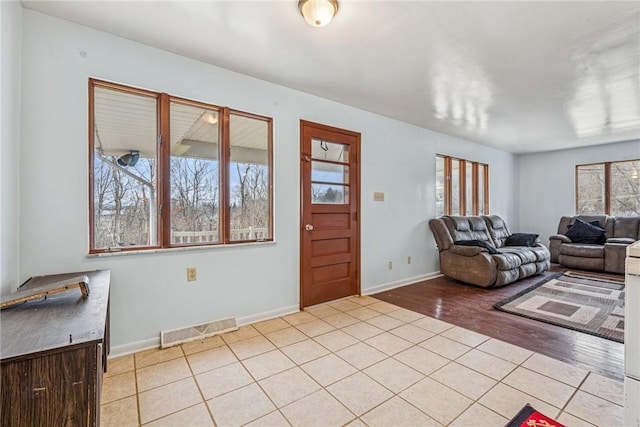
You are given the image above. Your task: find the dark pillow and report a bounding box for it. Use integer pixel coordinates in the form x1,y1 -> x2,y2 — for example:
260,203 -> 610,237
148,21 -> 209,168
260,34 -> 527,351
505,233 -> 539,247
564,218 -> 606,244
454,239 -> 498,254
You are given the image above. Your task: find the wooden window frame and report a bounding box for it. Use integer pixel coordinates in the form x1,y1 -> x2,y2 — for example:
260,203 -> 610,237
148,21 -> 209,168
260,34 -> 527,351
437,154 -> 489,216
575,159 -> 639,215
88,78 -> 273,254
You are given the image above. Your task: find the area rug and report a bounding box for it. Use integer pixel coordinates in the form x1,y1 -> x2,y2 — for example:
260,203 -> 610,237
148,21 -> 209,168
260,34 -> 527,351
505,404 -> 565,427
494,271 -> 625,343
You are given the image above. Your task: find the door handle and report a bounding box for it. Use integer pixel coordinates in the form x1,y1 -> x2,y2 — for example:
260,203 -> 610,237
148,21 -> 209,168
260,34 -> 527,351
305,224 -> 314,231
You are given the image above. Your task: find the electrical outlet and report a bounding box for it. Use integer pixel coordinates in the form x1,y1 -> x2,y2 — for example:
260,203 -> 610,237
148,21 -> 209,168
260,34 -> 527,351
388,261 -> 393,270
407,256 -> 411,264
187,267 -> 197,281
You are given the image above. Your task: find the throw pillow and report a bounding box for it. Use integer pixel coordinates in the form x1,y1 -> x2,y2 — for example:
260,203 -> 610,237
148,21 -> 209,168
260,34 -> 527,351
505,233 -> 539,247
564,218 -> 606,244
454,239 -> 499,254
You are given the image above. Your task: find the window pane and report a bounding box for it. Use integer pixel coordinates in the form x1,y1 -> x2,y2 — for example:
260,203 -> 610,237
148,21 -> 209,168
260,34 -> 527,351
312,184 -> 348,204
611,160 -> 640,216
169,102 -> 220,245
435,156 -> 445,217
312,139 -> 349,162
451,159 -> 460,215
229,113 -> 271,241
478,165 -> 485,215
466,162 -> 473,215
312,161 -> 349,184
93,86 -> 158,249
577,164 -> 605,214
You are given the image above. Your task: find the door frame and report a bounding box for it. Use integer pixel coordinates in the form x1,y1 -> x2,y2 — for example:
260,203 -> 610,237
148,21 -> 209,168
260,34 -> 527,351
299,119 -> 361,309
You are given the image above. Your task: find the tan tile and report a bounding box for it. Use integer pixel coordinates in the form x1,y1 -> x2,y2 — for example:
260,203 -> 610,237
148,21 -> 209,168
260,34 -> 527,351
105,355 -> 134,377
411,316 -> 455,334
252,317 -> 290,334
301,354 -> 357,387
431,362 -> 497,400
345,306 -> 380,321
503,367 -> 575,407
295,319 -> 335,337
389,324 -> 435,344
364,358 -> 424,393
336,342 -> 387,370
323,312 -> 360,328
477,338 -> 533,364
564,390 -> 624,426
556,411 -> 598,427
144,403 -> 214,426
341,321 -> 385,341
259,367 -> 321,407
522,353 -> 589,387
265,327 -> 307,348
448,403 -> 508,427
282,311 -> 316,326
208,383 -> 275,426
327,372 -> 393,416
244,410 -> 290,427
344,418 -> 368,427
394,346 -> 449,375
364,332 -> 412,356
195,362 -> 254,400
305,304 -> 341,318
137,357 -> 191,392
386,308 -> 425,323
400,377 -> 473,425
138,377 -> 203,424
361,396 -> 440,427
187,345 -> 237,375
221,325 -> 260,345
314,330 -> 358,352
419,335 -> 471,360
349,295 -> 379,306
440,326 -> 490,347
102,371 -> 137,404
330,299 -> 362,312
280,339 -> 329,365
365,315 -> 405,331
281,389 -> 355,426
367,301 -> 401,314
478,383 -> 560,420
181,335 -> 225,356
101,395 -> 138,427
242,349 -> 295,381
580,372 -> 624,405
228,335 -> 276,360
456,349 -> 517,380
135,346 -> 184,369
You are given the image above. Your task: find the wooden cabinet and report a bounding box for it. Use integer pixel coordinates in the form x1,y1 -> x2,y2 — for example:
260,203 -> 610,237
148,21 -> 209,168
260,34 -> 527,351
1,270 -> 110,427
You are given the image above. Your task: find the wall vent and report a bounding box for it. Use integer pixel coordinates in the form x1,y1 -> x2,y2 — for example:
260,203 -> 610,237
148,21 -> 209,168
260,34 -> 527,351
160,317 -> 238,348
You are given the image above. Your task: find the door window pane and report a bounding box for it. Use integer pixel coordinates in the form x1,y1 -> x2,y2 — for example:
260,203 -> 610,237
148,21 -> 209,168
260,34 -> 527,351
611,160 -> 640,216
312,162 -> 349,184
577,164 -> 605,214
312,184 -> 348,204
93,86 -> 158,249
170,102 -> 220,245
436,156 -> 445,217
312,139 -> 349,162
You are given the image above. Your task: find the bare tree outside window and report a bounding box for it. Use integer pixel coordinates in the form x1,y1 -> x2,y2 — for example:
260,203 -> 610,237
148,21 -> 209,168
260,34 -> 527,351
576,160 -> 639,216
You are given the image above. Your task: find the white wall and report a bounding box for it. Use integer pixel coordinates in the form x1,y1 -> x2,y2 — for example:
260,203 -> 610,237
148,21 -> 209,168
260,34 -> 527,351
0,0 -> 22,296
519,139 -> 640,245
18,10 -> 517,353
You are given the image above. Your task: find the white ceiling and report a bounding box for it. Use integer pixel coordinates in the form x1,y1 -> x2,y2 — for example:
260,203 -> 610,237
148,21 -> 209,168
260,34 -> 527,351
22,1 -> 640,154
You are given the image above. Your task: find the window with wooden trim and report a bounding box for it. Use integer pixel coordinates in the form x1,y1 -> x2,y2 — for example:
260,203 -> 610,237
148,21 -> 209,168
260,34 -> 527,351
89,79 -> 273,253
436,155 -> 489,216
576,159 -> 639,216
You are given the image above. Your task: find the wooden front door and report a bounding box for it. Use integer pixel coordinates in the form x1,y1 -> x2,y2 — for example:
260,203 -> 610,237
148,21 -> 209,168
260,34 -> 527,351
300,120 -> 360,308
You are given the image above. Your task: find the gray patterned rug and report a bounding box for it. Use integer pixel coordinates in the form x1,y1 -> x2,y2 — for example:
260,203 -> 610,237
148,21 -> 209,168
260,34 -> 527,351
494,271 -> 625,343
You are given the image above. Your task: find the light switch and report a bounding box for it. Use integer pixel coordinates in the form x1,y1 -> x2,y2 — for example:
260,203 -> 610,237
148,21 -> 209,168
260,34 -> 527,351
373,192 -> 385,201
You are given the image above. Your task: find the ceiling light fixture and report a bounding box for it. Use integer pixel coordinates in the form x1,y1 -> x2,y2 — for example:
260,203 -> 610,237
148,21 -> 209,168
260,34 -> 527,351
299,0 -> 338,28
117,150 -> 140,167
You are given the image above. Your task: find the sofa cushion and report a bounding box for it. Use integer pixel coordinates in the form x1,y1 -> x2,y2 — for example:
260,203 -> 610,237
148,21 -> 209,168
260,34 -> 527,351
565,218 -> 606,244
505,233 -> 539,247
454,240 -> 498,254
613,216 -> 640,240
491,252 -> 522,270
559,243 -> 604,258
443,216 -> 492,242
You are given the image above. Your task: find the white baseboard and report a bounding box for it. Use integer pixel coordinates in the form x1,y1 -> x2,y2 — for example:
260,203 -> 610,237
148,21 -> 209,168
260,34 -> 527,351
108,304 -> 300,359
362,271 -> 442,295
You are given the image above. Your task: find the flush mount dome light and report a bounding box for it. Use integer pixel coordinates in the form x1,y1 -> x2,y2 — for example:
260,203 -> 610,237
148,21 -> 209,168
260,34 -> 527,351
117,150 -> 140,167
299,0 -> 338,28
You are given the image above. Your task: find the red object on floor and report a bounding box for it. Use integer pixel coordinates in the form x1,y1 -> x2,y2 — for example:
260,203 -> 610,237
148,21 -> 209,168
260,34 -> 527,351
505,404 -> 566,427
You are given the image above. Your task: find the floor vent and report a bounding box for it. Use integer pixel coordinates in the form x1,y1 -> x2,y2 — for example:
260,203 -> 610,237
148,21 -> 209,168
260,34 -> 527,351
160,317 -> 237,348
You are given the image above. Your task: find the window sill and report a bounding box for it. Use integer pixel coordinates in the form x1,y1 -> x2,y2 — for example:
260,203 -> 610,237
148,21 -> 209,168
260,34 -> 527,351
86,240 -> 276,258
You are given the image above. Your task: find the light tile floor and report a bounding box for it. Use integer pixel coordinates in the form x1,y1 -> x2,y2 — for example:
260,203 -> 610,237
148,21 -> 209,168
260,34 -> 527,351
101,295 -> 625,426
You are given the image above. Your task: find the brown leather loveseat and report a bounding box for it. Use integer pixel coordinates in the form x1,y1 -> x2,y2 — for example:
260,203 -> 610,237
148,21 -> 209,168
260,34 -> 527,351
429,215 -> 550,287
549,215 -> 640,274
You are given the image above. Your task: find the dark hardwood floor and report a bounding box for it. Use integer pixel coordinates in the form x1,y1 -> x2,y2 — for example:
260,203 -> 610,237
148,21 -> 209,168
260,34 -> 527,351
372,265 -> 625,382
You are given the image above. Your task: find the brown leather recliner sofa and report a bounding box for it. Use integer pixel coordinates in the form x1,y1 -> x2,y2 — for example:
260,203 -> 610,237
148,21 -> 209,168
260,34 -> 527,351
429,215 -> 551,287
549,215 -> 640,274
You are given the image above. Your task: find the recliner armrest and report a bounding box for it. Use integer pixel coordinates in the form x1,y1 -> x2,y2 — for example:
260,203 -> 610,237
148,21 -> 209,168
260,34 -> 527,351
606,237 -> 635,245
549,234 -> 571,243
448,245 -> 489,257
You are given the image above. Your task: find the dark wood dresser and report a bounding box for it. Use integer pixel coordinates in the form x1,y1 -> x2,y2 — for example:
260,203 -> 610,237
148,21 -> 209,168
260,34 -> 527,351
1,270 -> 110,427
